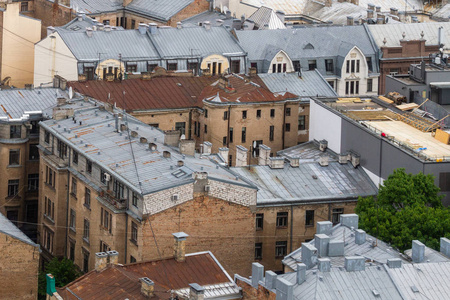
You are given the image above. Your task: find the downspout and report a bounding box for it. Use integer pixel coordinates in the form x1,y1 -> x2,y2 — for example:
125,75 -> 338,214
124,213 -> 128,263
226,105 -> 231,147
188,109 -> 192,140
289,204 -> 294,253
282,102 -> 287,149
65,149 -> 71,257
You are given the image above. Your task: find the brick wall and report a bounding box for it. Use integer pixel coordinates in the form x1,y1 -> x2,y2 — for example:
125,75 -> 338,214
33,0 -> 73,38
0,232 -> 39,299
236,277 -> 276,300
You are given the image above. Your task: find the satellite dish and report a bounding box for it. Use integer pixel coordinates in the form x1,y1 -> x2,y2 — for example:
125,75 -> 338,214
253,141 -> 257,148
69,87 -> 73,99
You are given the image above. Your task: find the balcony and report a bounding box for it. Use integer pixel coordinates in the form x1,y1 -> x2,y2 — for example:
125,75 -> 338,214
99,190 -> 127,210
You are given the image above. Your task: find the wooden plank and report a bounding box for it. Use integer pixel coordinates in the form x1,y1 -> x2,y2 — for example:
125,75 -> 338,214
378,96 -> 394,104
435,129 -> 450,144
396,103 -> 419,111
337,98 -> 361,103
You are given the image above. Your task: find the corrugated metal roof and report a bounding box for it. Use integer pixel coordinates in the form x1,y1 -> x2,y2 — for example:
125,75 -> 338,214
433,4 -> 450,20
241,0 -> 309,15
181,10 -> 234,28
126,0 -> 193,22
258,71 -> 338,97
56,29 -> 160,61
0,212 -> 39,248
175,282 -> 241,299
248,6 -> 286,29
0,88 -> 61,121
69,0 -> 122,14
368,22 -> 450,48
149,26 -> 245,59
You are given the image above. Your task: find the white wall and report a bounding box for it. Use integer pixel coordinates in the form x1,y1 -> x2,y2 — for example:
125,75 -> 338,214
309,100 -> 342,153
34,32 -> 78,87
268,51 -> 294,73
362,166 -> 384,188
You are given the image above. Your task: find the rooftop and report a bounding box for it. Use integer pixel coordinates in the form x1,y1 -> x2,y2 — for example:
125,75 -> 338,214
248,6 -> 286,30
125,0 -> 193,22
181,10 -> 234,28
0,212 -> 39,248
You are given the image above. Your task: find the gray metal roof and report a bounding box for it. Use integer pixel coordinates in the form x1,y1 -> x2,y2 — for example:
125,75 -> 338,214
282,223 -> 407,272
404,246 -> 450,263
248,6 -> 286,29
41,100 -> 254,196
433,4 -> 450,20
368,22 -> 450,48
0,212 -> 39,248
277,141 -> 338,162
0,88 -> 61,121
240,0 -> 309,15
67,0 -> 122,14
56,29 -> 160,61
231,160 -> 377,205
181,10 -> 234,28
148,26 -> 246,59
258,71 -> 338,97
125,0 -> 193,22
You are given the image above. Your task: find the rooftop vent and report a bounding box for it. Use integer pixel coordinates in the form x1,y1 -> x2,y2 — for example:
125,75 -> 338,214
163,151 -> 171,158
319,154 -> 329,167
140,137 -> 148,143
131,131 -> 138,138
344,256 -> 365,272
149,143 -> 157,151
251,263 -> 264,288
301,243 -> 318,269
319,139 -> 328,151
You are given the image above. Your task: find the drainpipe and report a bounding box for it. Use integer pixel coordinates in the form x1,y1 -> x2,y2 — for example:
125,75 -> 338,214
65,149 -> 71,257
188,109 -> 192,140
226,105 -> 231,147
282,102 -> 287,149
290,205 -> 294,253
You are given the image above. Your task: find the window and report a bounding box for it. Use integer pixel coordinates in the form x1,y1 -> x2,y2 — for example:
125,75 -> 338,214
285,123 -> 291,132
229,128 -> 233,143
276,212 -> 288,228
46,166 -> 55,187
351,60 -> 355,73
10,125 -> 21,138
7,179 -> 19,197
228,155 -> 232,167
285,107 -> 291,116
298,115 -> 306,130
223,111 -> 228,120
28,174 -> 39,191
242,111 -> 247,119
175,122 -> 186,135
126,64 -> 137,73
204,109 -> 208,118
103,19 -> 110,25
275,241 -> 287,257
101,208 -> 112,233
85,188 -> 91,208
29,144 -> 39,160
256,109 -> 261,118
332,208 -> 344,224
269,126 -> 274,141
71,177 -> 77,196
196,122 -> 200,137
70,209 -> 76,231
132,192 -> 138,207
100,169 -> 106,184
86,160 -> 92,174
131,222 -> 138,244
389,68 -> 399,75
305,210 -> 314,227
44,130 -> 50,144
131,19 -> 136,29
346,60 -> 350,73
147,64 -> 158,72
113,180 -> 124,199
149,123 -> 159,128
255,243 -> 262,260
204,124 -> 207,133
367,78 -> 373,92
7,210 -> 18,226
20,1 -> 28,11
57,139 -> 67,159
29,121 -> 39,134
83,219 -> 90,242
69,241 -> 75,261
44,228 -> 54,253
83,250 -> 89,273
130,256 -> 137,263
346,81 -> 359,95
241,127 -> 246,143
222,136 -> 227,146
327,80 -> 335,89
231,60 -> 240,73
270,109 -> 275,118
167,63 -> 177,71
84,67 -> 94,80
366,57 -> 373,72
356,60 -> 360,73
194,121 -> 197,136
272,64 -> 276,73
293,60 -> 301,72
308,60 -> 317,70
44,197 -> 54,220
256,213 -> 263,230
100,240 -> 110,252
73,151 -> 78,164
9,149 -> 20,165
325,59 -> 334,73
250,62 -> 258,70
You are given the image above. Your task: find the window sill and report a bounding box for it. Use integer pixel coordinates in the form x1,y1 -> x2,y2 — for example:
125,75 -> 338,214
83,238 -> 90,245
44,214 -> 55,224
69,227 -> 76,234
83,203 -> 91,210
305,224 -> 314,228
130,239 -> 138,246
70,193 -> 77,200
7,164 -> 22,168
45,183 -> 55,190
276,226 -> 288,229
5,195 -> 21,201
256,228 -> 263,231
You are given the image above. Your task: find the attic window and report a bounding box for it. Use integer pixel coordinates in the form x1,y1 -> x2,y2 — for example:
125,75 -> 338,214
71,26 -> 81,31
304,43 -> 314,50
172,169 -> 186,178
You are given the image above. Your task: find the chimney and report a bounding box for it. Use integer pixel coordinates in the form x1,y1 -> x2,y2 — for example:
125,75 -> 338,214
344,256 -> 365,272
328,240 -> 344,257
46,274 -> 57,297
340,214 -> 359,229
318,258 -> 331,272
338,152 -> 348,164
164,130 -> 180,147
387,258 -> 402,269
204,21 -> 211,30
202,141 -> 212,155
275,278 -> 294,300
286,156 -> 299,168
177,22 -> 182,29
269,157 -> 284,169
315,234 -> 330,257
105,25 -> 112,32
216,19 -> 224,26
95,252 -> 108,271
355,229 -> 366,245
140,277 -> 154,298
350,152 -> 360,168
376,17 -> 384,24
367,9 -> 374,19
251,262 -> 264,287
319,140 -> 328,151
296,263 -> 306,284
179,140 -> 196,156
376,6 -> 381,12
441,237 -> 450,257
173,232 -> 189,262
57,97 -> 66,107
398,11 -> 406,22
317,221 -> 332,236
390,8 -> 398,15
368,3 -> 375,10
347,16 -> 354,25
189,283 -> 205,300
235,145 -> 248,167
258,144 -> 271,166
226,10 -> 231,19
411,240 -> 425,263
86,27 -> 93,38
232,19 -> 241,30
138,23 -> 148,34
148,23 -> 158,34
319,154 -> 329,167
47,26 -> 56,36
219,147 -> 229,165
265,271 -> 277,289
77,13 -> 83,21
249,66 -> 257,77
107,250 -> 119,265
276,10 -> 285,23
301,243 -> 318,269
97,23 -> 104,31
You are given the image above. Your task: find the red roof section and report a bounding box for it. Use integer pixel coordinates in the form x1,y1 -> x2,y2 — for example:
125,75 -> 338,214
57,252 -> 230,299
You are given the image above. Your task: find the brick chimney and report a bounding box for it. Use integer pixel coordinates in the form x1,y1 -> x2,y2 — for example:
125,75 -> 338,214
107,250 -> 119,265
173,232 -> 189,262
95,252 -> 108,271
164,130 -> 180,147
179,140 -> 195,156
258,144 -> 271,166
219,147 -> 229,165
202,141 -> 212,155
189,283 -> 205,300
140,277 -> 154,298
235,145 -> 248,167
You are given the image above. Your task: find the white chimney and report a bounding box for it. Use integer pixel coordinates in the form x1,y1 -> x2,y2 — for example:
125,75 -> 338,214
202,141 -> 212,155
219,147 -> 229,165
138,23 -> 148,35
319,154 -> 329,167
268,157 -> 284,169
177,22 -> 182,29
204,21 -> 211,30
251,263 -> 264,287
296,263 -> 306,284
148,23 -> 158,34
258,144 -> 271,166
235,145 -> 248,167
104,25 -> 112,32
86,27 -> 93,38
412,240 -> 425,263
319,139 -> 328,151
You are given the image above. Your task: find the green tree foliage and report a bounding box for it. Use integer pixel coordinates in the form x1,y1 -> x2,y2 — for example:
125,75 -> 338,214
38,258 -> 80,299
356,168 -> 450,252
